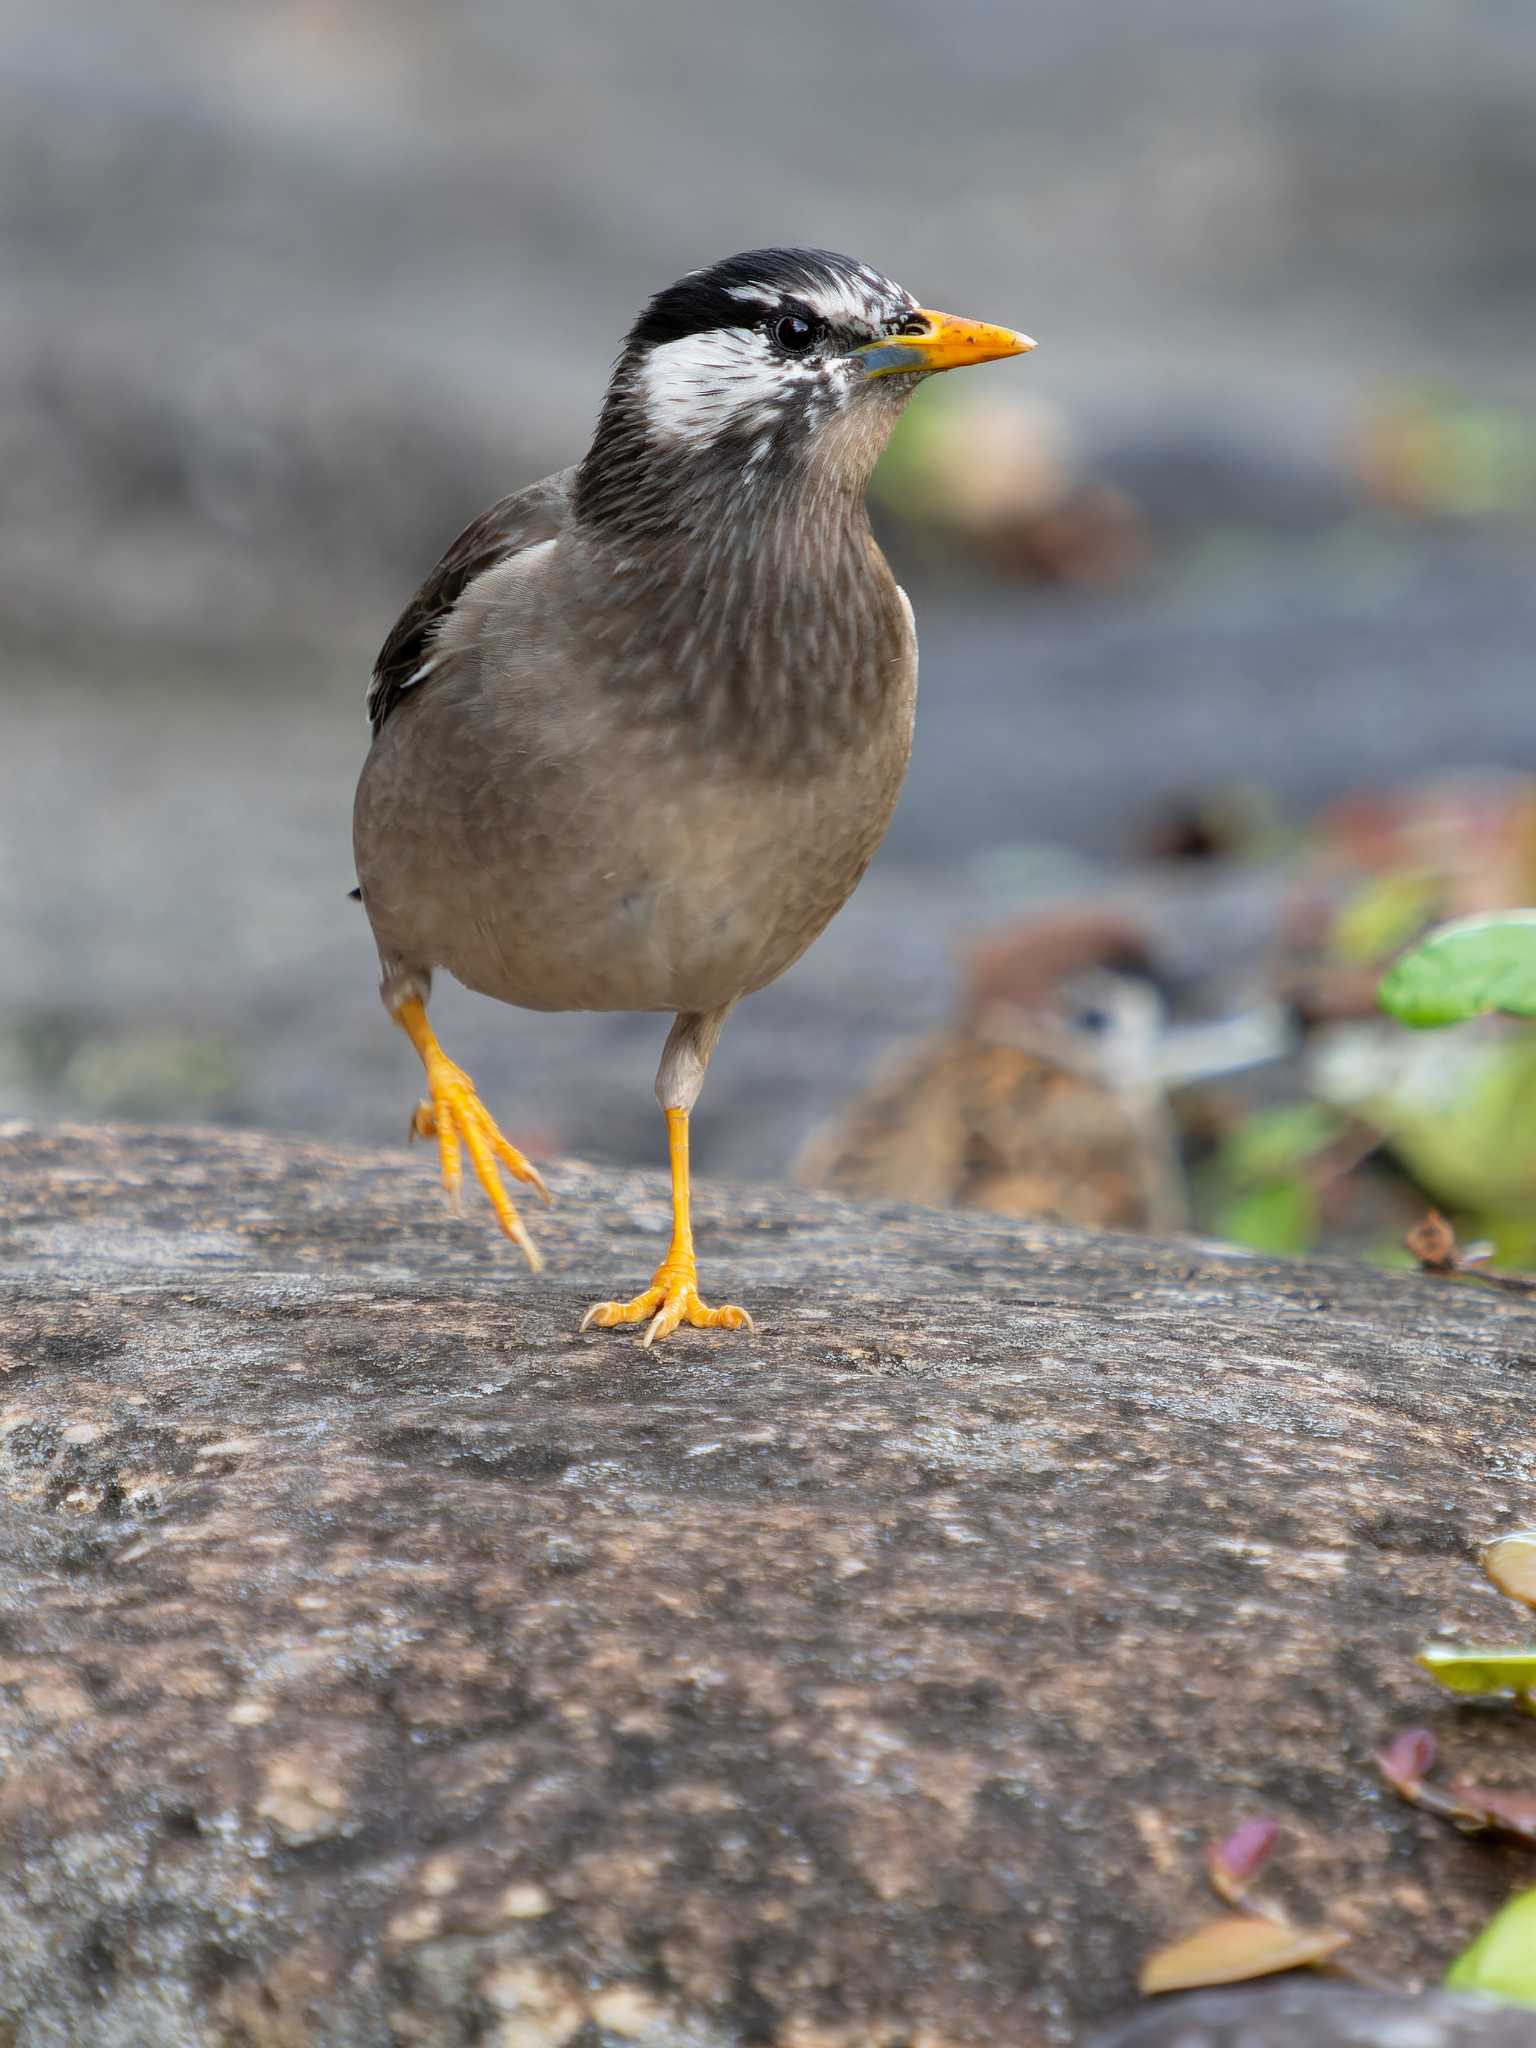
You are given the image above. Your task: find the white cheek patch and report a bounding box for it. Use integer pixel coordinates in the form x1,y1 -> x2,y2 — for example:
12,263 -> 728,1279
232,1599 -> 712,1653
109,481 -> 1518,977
639,327 -> 795,445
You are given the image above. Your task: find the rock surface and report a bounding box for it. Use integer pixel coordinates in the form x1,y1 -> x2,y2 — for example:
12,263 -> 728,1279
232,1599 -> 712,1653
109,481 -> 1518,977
3,1121 -> 1536,2047
1085,1984 -> 1536,2048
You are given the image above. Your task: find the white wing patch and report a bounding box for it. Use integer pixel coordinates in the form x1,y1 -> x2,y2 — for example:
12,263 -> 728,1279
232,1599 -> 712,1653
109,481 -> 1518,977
365,537 -> 559,728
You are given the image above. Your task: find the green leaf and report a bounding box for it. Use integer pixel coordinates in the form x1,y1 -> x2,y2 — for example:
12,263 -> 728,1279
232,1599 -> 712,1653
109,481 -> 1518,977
1354,1031 -> 1536,1215
1417,1644 -> 1536,1697
1214,1177 -> 1318,1257
1379,912 -> 1536,1028
1220,1105 -> 1342,1184
1445,1888 -> 1536,2008
1329,870 -> 1440,967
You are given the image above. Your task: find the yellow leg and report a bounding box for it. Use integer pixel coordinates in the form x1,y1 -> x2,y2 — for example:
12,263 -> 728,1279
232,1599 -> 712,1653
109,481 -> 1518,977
580,1108 -> 753,1348
394,997 -> 550,1271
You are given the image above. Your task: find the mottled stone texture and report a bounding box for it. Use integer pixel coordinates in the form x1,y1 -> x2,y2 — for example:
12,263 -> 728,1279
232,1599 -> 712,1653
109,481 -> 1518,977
1085,1985 -> 1536,2048
2,1122 -> 1536,2048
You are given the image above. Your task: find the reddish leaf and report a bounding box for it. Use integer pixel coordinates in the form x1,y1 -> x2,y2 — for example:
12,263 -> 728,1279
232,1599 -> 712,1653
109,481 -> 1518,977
1377,1727 -> 1436,1793
1140,1916 -> 1350,1994
1206,1819 -> 1279,1898
1447,1779 -> 1536,1840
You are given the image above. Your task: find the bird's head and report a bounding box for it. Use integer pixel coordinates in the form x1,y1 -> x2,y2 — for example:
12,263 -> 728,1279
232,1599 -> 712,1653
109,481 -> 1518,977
575,247 -> 1033,532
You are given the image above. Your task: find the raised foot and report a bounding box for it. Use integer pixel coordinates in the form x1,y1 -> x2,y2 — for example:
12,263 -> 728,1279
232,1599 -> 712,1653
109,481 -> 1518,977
580,1270 -> 754,1349
411,1057 -> 550,1271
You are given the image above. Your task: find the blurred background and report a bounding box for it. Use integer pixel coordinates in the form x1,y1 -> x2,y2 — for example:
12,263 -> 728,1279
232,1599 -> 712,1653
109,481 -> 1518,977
6,0 -> 1536,1261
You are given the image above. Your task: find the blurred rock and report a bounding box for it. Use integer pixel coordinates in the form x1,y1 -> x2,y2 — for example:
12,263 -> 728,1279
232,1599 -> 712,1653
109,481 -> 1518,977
1354,388 -> 1536,522
1087,1985 -> 1536,2048
9,0 -> 1536,667
963,910 -> 1160,1025
1094,435 -> 1356,544
1,330 -> 521,657
1136,788 -> 1281,866
875,388 -> 1147,586
12,1 -> 1536,1208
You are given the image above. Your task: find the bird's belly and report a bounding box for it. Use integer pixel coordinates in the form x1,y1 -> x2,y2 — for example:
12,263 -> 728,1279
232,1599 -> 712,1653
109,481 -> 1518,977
444,794 -> 890,1014
356,626 -> 917,1015
451,898 -> 765,1015
359,733 -> 909,1015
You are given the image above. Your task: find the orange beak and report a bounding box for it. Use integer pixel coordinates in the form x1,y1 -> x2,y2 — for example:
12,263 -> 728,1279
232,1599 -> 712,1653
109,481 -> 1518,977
854,309 -> 1036,379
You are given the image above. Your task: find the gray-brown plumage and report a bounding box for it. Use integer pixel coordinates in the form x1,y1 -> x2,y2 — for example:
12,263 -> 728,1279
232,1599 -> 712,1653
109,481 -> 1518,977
352,247 -> 1033,1343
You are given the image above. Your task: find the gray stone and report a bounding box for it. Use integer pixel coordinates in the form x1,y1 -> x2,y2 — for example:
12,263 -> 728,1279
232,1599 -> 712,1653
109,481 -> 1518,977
3,1121 -> 1536,2046
1087,1984 -> 1536,2048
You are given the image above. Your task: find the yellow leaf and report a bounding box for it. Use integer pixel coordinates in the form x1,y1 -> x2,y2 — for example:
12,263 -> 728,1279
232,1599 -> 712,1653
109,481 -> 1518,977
1483,1531 -> 1536,1612
1446,1887 -> 1536,2006
1139,1916 -> 1350,1994
1418,1644 -> 1536,1696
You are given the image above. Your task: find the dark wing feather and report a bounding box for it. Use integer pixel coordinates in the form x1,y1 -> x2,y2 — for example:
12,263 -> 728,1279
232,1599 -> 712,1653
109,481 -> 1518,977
366,468 -> 573,734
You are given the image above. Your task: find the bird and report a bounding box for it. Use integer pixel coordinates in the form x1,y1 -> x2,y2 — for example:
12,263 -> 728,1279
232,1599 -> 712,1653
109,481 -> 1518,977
796,911 -> 1189,1235
352,247 -> 1033,1345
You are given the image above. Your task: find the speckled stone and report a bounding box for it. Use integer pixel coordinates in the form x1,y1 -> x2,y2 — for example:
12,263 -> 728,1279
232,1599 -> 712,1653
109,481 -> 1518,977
2,1121 -> 1535,2047
1086,1984 -> 1535,2048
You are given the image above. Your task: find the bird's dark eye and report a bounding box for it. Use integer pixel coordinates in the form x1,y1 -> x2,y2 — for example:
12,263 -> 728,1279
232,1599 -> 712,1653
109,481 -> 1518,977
772,314 -> 820,355
891,313 -> 931,338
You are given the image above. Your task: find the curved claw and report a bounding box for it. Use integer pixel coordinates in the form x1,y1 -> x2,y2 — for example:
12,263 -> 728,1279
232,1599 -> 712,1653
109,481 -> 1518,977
580,1277 -> 754,1348
412,1061 -> 549,1271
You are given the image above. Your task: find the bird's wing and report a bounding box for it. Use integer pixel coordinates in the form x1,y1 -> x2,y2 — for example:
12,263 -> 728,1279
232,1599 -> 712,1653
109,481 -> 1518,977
366,467 -> 574,735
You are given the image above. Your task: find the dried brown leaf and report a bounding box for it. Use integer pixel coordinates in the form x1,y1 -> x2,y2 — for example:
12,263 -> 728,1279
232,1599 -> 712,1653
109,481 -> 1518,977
1447,1779 -> 1536,1840
1483,1530 -> 1536,1612
1404,1210 -> 1458,1271
1139,1916 -> 1350,1994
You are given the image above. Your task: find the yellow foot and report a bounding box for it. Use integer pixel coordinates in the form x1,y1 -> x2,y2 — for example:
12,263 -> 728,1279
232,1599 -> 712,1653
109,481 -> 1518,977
580,1268 -> 754,1349
410,1060 -> 550,1272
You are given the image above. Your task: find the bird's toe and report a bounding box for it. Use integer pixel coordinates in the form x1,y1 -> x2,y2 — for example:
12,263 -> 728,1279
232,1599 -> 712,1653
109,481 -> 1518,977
580,1278 -> 753,1346
415,1063 -> 547,1269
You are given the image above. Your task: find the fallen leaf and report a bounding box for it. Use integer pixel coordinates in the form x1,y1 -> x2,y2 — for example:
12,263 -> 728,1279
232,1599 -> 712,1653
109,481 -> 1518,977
1206,1819 -> 1279,1897
1139,1916 -> 1349,1994
1445,1887 -> 1536,2008
1446,1780 -> 1536,1840
1377,1727 -> 1436,1793
1404,1210 -> 1459,1272
1483,1531 -> 1536,1612
1379,911 -> 1536,1028
1401,1215 -> 1536,1295
1417,1645 -> 1536,1697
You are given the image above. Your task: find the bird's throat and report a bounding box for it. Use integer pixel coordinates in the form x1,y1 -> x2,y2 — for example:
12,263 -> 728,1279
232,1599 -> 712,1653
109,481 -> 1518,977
569,444 -> 908,771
